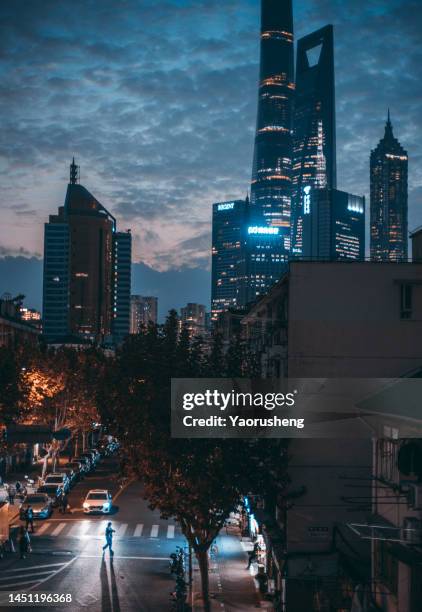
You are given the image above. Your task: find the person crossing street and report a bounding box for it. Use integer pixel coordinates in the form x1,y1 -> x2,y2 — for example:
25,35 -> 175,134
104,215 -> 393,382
102,522 -> 115,558
25,505 -> 34,533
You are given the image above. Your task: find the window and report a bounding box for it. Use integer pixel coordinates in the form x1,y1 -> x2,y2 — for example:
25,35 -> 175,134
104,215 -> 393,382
400,284 -> 412,319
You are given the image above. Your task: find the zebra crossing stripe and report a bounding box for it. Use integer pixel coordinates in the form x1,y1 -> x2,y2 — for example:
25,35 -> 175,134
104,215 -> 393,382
0,579 -> 48,589
52,522 -> 67,536
0,570 -> 55,582
150,525 -> 159,537
70,521 -> 90,536
117,524 -> 128,537
97,520 -> 109,536
133,524 -> 143,537
34,523 -> 50,535
3,562 -> 65,573
167,525 -> 175,539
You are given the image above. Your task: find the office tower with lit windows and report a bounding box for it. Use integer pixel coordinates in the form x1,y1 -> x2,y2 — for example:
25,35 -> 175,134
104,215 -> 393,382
211,199 -> 247,321
370,112 -> 408,262
243,0 -> 295,305
180,303 -> 206,338
291,25 -> 336,256
301,187 -> 365,261
43,159 -> 131,343
130,295 -> 158,333
112,231 -> 132,342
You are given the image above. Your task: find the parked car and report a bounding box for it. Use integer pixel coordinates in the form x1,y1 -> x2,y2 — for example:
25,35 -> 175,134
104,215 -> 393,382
19,493 -> 53,519
83,489 -> 113,514
65,461 -> 84,480
80,453 -> 95,470
88,449 -> 101,463
72,456 -> 91,472
37,484 -> 63,507
108,440 -> 120,453
96,441 -> 110,456
58,468 -> 76,486
44,473 -> 70,493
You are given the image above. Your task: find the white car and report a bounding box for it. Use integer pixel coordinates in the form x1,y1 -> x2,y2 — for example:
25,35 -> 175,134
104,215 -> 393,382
83,489 -> 113,514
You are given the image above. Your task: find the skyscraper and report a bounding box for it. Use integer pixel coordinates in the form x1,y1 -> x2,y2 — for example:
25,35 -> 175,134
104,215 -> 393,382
211,199 -> 246,321
291,25 -> 336,255
243,0 -> 295,305
43,159 -> 131,343
301,187 -> 365,261
112,231 -> 132,342
370,112 -> 408,262
130,295 -> 158,333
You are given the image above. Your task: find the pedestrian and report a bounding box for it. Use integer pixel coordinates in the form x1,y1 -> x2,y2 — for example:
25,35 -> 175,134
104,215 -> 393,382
102,522 -> 115,557
61,493 -> 68,514
8,484 -> 15,505
18,527 -> 30,559
246,542 -> 260,569
15,480 -> 21,495
25,505 -> 34,533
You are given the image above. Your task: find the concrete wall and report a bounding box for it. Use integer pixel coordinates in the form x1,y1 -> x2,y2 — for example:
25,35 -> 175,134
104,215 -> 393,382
288,262 -> 422,378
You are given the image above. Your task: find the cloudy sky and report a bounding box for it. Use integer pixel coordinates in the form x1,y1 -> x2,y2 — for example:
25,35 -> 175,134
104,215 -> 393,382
0,0 -> 421,312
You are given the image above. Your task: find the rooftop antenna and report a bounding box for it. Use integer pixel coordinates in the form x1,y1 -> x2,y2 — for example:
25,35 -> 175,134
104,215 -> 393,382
70,157 -> 80,184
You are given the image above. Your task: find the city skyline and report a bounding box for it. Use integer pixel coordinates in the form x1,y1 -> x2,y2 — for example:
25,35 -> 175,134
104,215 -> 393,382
1,0 -> 421,313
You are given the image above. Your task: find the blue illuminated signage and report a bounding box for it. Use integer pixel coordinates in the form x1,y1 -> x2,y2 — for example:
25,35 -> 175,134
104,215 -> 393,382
347,195 -> 364,214
248,226 -> 279,236
303,185 -> 311,215
218,202 -> 235,211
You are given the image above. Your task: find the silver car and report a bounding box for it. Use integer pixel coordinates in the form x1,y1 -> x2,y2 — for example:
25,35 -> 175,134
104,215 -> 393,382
19,493 -> 53,519
83,489 -> 113,514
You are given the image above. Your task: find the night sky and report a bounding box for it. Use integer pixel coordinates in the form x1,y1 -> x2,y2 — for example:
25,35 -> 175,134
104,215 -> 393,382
0,0 -> 421,315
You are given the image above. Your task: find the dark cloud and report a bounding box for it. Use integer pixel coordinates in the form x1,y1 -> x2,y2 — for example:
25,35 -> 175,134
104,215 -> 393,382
0,0 -> 421,300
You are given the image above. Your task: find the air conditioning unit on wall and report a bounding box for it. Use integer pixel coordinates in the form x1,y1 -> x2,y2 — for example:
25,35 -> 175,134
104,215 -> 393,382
402,517 -> 422,544
407,483 -> 422,511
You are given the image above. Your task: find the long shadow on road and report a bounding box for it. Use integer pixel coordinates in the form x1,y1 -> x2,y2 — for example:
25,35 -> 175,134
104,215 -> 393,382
100,557 -> 112,612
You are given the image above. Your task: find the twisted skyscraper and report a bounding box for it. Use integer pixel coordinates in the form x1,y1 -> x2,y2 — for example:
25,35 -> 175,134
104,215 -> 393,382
243,0 -> 294,304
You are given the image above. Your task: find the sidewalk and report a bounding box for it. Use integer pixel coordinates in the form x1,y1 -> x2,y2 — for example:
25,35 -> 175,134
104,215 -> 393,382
192,528 -> 273,611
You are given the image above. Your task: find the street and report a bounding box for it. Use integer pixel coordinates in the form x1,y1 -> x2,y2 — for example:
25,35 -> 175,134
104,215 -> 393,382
0,457 -> 187,611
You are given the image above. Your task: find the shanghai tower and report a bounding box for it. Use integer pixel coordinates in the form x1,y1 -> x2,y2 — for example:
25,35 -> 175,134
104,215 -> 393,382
243,0 -> 294,305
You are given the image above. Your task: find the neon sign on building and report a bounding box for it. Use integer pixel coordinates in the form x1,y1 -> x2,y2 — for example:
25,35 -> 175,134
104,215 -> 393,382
217,202 -> 235,211
303,185 -> 311,215
248,226 -> 280,236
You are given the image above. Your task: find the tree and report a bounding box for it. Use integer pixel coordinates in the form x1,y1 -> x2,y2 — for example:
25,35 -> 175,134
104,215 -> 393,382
22,345 -> 104,475
0,345 -> 29,468
99,314 -> 289,609
206,332 -> 225,377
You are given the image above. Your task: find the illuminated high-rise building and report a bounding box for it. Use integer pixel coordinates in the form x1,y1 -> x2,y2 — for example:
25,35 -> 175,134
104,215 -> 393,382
180,303 -> 206,338
243,0 -> 294,305
43,159 -> 131,343
301,188 -> 365,261
370,112 -> 408,262
130,295 -> 158,333
291,25 -> 336,256
211,199 -> 247,321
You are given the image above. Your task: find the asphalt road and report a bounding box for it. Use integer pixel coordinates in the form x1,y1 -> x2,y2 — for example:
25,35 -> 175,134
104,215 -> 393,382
0,457 -> 187,611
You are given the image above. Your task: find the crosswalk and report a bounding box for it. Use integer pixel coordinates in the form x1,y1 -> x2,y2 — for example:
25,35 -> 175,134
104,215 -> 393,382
0,561 -> 72,591
28,520 -> 180,540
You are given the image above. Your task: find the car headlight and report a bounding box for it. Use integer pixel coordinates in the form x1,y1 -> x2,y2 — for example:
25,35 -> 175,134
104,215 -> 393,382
83,502 -> 89,509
